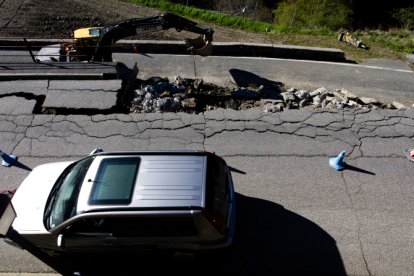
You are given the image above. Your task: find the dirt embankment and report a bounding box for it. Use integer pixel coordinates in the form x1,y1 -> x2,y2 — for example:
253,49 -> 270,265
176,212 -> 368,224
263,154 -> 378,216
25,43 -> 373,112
0,0 -> 276,43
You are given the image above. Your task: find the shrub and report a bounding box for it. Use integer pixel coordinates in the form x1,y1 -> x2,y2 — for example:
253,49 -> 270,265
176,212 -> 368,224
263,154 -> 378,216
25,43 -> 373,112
273,0 -> 352,31
391,7 -> 414,30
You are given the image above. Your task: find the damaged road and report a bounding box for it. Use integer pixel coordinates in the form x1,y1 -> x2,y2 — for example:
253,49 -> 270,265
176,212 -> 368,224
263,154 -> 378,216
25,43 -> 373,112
1,53 -> 414,275
1,0 -> 414,274
1,106 -> 414,275
0,62 -> 412,116
0,77 -> 408,117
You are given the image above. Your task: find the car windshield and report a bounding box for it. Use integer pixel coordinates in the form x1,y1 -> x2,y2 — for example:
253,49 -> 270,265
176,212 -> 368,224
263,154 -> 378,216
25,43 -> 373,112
44,156 -> 94,229
89,28 -> 101,37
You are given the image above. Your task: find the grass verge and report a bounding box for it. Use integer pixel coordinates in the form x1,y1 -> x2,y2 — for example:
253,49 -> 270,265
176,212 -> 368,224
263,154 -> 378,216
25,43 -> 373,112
122,0 -> 414,62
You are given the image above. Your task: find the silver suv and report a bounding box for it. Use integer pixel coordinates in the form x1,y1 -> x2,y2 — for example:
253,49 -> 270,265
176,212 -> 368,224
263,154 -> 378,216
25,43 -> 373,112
10,150 -> 235,256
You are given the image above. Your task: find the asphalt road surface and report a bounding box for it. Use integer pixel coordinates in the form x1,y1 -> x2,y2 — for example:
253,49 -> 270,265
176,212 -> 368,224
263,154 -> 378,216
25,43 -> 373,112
113,53 -> 414,107
0,53 -> 414,275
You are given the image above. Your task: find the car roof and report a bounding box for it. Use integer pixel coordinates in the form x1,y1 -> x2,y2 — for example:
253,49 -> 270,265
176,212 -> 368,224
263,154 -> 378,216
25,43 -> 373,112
76,152 -> 209,214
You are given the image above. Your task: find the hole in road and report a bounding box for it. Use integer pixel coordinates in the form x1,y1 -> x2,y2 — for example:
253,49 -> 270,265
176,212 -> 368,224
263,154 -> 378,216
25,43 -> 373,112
1,77 -> 405,116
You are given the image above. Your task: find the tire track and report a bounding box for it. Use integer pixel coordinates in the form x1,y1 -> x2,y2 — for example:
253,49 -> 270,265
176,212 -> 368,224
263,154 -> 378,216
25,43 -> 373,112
0,0 -> 8,7
1,0 -> 26,28
73,0 -> 158,18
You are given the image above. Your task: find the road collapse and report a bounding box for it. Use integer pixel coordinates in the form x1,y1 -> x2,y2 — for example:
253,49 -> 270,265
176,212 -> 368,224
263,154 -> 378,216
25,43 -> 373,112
126,75 -> 408,115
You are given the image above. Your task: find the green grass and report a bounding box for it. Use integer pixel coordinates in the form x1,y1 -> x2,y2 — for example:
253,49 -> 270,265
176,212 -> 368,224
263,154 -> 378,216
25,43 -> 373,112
123,0 -> 265,29
122,0 -> 335,35
121,0 -> 414,62
361,30 -> 414,53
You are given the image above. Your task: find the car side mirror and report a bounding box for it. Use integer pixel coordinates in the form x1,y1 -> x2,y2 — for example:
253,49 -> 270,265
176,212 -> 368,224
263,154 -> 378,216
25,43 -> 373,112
89,148 -> 103,155
57,234 -> 65,249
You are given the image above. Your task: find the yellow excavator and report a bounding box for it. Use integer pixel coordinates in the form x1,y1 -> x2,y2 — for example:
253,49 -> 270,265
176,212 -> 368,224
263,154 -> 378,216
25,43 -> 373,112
35,13 -> 214,62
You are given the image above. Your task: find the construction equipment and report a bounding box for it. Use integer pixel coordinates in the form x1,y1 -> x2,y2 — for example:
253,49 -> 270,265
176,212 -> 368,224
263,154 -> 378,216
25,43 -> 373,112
337,29 -> 368,50
35,13 -> 214,62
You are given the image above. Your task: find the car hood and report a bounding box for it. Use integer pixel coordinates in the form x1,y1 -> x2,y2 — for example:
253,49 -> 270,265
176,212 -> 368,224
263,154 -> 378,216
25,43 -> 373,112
12,161 -> 74,234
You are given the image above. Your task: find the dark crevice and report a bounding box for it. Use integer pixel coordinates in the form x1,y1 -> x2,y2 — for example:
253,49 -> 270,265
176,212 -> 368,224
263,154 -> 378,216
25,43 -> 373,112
0,92 -> 46,113
40,106 -> 128,116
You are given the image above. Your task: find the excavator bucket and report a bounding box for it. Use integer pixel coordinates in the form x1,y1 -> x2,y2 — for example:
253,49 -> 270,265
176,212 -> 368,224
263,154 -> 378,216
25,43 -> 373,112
185,35 -> 212,56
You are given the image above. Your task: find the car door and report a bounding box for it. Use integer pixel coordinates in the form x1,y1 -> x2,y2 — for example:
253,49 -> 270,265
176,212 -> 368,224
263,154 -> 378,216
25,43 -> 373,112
57,216 -> 116,253
94,216 -> 198,251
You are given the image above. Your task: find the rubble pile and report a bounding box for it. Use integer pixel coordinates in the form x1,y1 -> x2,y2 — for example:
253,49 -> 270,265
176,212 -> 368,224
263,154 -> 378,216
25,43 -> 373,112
261,87 -> 408,112
130,76 -> 408,114
131,76 -> 233,113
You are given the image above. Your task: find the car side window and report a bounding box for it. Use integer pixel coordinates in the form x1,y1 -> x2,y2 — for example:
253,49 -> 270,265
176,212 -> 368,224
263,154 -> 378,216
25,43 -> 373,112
65,216 -> 197,237
107,217 -> 197,237
65,217 -> 112,237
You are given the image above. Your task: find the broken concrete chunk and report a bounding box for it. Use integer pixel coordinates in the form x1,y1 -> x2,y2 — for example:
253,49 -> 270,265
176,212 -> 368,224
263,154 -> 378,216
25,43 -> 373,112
348,100 -> 359,107
239,102 -> 254,110
338,88 -> 358,100
280,92 -> 296,102
263,102 -> 284,113
313,95 -> 322,105
359,97 -> 379,105
294,90 -> 310,100
181,98 -> 197,109
261,99 -> 284,105
160,91 -> 172,98
332,91 -> 347,101
310,87 -> 328,97
391,101 -> 406,109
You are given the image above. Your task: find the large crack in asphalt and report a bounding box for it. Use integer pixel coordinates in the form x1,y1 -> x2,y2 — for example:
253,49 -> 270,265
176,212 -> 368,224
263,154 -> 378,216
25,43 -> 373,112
2,106 -> 414,159
340,171 -> 373,276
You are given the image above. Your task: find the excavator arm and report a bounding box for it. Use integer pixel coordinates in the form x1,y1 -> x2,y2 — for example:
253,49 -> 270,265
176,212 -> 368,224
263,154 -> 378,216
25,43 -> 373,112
92,13 -> 214,62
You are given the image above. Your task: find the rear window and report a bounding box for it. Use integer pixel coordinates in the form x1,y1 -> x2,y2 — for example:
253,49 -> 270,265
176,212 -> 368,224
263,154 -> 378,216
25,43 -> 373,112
89,157 -> 140,205
206,155 -> 229,220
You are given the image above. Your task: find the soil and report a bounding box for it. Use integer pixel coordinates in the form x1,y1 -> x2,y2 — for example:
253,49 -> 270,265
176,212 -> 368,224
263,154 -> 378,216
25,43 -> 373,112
2,0 -> 407,114
0,0 -> 276,43
0,0 -> 293,115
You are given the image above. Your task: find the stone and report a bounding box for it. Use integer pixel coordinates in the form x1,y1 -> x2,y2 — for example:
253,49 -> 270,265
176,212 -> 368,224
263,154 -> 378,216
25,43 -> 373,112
295,90 -> 310,100
310,87 -> 328,97
313,95 -> 322,105
160,91 -> 172,98
338,88 -> 358,100
261,99 -> 284,105
359,97 -> 379,105
281,92 -> 295,102
392,101 -> 406,109
182,98 -> 197,109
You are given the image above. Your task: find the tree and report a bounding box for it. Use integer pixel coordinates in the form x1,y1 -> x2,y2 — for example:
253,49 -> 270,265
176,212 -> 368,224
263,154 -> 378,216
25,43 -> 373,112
213,0 -> 274,22
273,0 -> 353,30
392,7 -> 414,30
